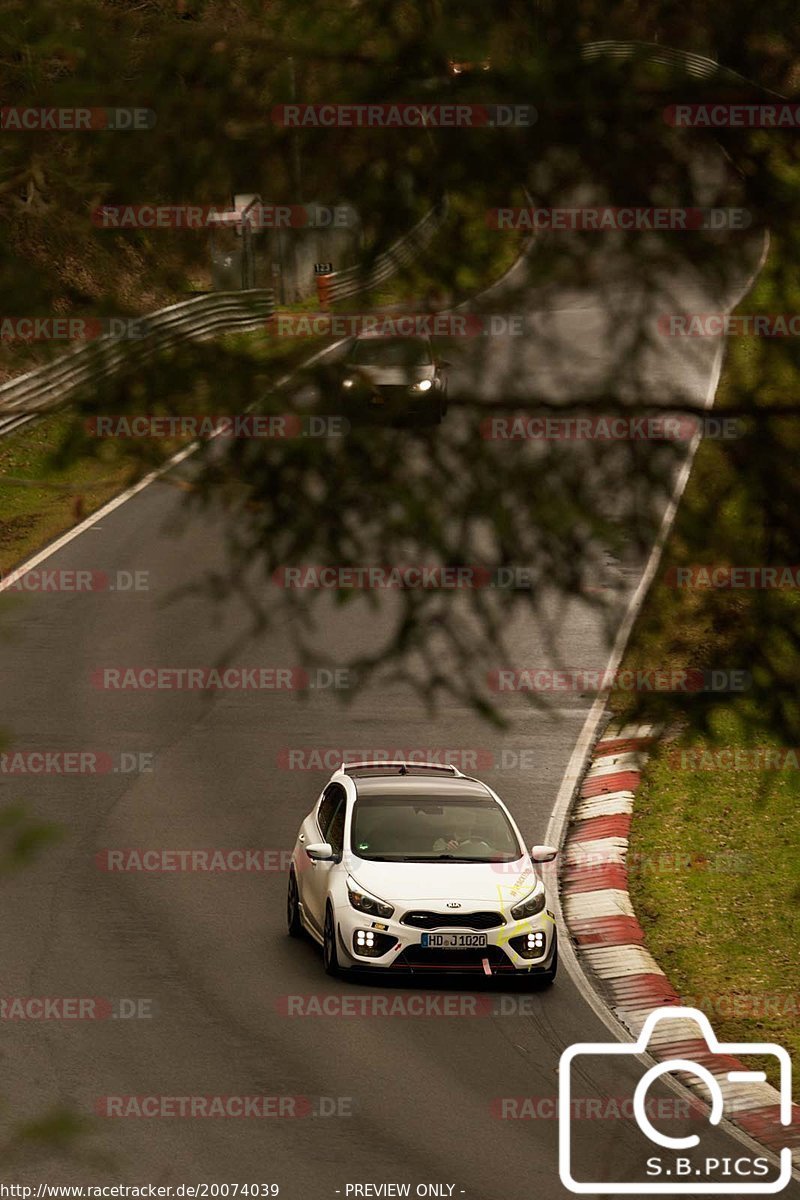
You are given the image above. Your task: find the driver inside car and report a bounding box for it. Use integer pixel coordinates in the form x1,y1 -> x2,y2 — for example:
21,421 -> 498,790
433,816 -> 496,854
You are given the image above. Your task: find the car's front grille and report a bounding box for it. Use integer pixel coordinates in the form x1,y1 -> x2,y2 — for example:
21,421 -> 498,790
401,910 -> 504,930
393,945 -> 514,972
372,385 -> 411,401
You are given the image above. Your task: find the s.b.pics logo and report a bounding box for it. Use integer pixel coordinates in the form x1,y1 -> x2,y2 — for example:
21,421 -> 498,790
559,1008 -> 793,1193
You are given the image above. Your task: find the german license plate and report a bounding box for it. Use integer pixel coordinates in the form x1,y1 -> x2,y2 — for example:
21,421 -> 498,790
421,933 -> 488,948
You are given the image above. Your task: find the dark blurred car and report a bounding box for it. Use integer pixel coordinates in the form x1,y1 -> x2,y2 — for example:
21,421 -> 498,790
446,56 -> 491,75
340,334 -> 450,424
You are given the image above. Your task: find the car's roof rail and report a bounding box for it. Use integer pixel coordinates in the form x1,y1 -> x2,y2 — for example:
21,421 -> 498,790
342,760 -> 465,779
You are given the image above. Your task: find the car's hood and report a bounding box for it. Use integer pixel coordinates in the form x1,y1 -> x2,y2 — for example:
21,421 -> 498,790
348,857 -> 539,906
349,364 -> 435,387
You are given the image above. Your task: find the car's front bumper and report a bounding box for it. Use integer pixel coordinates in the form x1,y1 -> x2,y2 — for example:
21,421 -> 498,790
342,383 -> 444,416
335,904 -> 557,975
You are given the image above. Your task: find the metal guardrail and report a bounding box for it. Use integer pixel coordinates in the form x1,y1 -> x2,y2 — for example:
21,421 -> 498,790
316,199 -> 448,306
0,201 -> 448,439
581,40 -> 783,94
0,411 -> 38,438
0,289 -> 276,438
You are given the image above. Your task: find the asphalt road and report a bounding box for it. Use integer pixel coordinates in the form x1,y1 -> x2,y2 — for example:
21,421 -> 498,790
1,167 -> 794,1198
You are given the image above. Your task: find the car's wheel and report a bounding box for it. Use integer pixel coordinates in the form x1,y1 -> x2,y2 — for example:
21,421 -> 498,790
323,905 -> 339,976
287,870 -> 303,938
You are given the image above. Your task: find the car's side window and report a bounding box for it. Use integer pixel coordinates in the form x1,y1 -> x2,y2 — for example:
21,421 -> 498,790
326,791 -> 346,856
317,783 -> 345,842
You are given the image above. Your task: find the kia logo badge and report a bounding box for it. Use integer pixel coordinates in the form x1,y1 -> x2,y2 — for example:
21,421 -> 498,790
446,902 -> 461,908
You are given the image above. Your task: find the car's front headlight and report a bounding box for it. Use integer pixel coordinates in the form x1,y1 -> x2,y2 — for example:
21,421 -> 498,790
510,886 -> 546,921
342,377 -> 356,389
347,877 -> 395,919
409,379 -> 433,393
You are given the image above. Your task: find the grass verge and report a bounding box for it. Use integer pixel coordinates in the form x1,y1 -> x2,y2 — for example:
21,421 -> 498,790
0,335 -> 322,577
0,413 -> 134,576
629,716 -> 800,1099
610,232 -> 800,1099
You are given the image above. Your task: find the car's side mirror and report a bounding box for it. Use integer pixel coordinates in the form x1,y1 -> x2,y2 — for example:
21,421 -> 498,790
530,844 -> 558,863
305,842 -> 334,861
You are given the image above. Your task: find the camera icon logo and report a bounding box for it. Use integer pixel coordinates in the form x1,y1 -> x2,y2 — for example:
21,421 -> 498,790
559,1006 -> 793,1193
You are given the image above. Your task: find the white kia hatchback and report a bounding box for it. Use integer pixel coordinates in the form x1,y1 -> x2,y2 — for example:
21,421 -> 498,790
287,761 -> 558,982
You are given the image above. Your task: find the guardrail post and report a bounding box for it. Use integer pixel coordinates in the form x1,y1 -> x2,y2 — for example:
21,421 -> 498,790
317,272 -> 334,309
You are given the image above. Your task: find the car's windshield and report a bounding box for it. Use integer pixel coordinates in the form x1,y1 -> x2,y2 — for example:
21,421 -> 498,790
350,794 -> 522,862
349,337 -> 432,367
